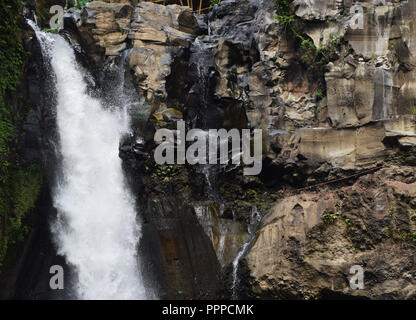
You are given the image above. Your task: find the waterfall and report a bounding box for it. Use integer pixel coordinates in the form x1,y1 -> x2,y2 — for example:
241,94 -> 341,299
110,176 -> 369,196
231,206 -> 261,300
28,21 -> 146,299
373,68 -> 393,120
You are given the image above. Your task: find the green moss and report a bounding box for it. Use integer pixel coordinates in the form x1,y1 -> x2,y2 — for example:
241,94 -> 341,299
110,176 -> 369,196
0,0 -> 43,274
396,231 -> 416,243
0,166 -> 43,270
0,0 -> 24,186
0,0 -> 24,162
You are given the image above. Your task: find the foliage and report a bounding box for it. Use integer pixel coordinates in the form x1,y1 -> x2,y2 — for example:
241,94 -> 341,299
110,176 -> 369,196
273,0 -> 340,106
7,166 -> 42,242
0,0 -> 23,184
341,9 -> 349,17
397,231 -> 416,243
315,89 -> 324,102
43,27 -> 60,34
0,166 -> 43,271
299,38 -> 316,65
153,163 -> 178,179
343,217 -> 356,231
75,0 -> 93,9
409,209 -> 416,221
0,0 -> 43,273
299,34 -> 340,70
322,212 -> 338,224
209,0 -> 221,9
274,0 -> 295,30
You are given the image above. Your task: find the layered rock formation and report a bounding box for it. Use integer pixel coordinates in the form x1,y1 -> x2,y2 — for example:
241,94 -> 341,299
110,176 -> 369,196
4,0 -> 416,300
246,166 -> 416,299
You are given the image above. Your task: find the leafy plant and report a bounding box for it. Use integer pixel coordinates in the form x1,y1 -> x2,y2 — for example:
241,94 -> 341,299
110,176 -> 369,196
341,9 -> 350,17
209,0 -> 221,9
274,0 -> 295,30
322,212 -> 338,224
299,38 -> 317,66
299,34 -> 340,70
75,0 -> 92,9
315,89 -> 325,102
343,217 -> 356,231
397,231 -> 416,243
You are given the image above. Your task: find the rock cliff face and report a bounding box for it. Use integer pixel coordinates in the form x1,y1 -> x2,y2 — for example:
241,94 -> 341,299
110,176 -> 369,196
246,166 -> 416,299
4,0 -> 416,299
65,0 -> 416,299
0,0 -> 50,299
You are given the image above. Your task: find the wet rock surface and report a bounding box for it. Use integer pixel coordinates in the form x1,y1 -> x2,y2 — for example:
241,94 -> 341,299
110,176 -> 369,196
8,0 -> 416,299
59,0 -> 416,299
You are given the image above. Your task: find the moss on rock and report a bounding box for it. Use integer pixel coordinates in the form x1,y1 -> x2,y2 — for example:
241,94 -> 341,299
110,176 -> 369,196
0,0 -> 43,274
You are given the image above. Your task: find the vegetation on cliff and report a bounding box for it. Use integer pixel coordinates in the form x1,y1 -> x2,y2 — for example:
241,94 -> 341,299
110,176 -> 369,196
74,0 -> 92,9
0,0 -> 42,273
274,0 -> 340,71
273,0 -> 341,110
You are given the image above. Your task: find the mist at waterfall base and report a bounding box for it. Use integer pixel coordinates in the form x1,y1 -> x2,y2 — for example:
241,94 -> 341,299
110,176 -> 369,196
31,24 -> 147,299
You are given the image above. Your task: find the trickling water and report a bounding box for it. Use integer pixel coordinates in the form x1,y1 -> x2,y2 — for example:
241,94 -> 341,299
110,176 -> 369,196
194,129 -> 234,200
29,21 -> 146,299
188,37 -> 217,127
231,206 -> 261,300
374,5 -> 392,56
373,68 -> 393,120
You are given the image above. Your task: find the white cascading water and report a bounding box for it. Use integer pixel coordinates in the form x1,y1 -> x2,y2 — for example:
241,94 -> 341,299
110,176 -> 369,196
29,22 -> 146,299
231,206 -> 261,300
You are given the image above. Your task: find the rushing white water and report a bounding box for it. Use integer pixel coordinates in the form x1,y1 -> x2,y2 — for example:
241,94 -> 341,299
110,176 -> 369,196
231,206 -> 261,300
29,22 -> 146,299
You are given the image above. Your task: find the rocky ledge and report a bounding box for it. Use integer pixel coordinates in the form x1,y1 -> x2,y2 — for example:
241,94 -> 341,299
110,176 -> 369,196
11,0 -> 416,299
